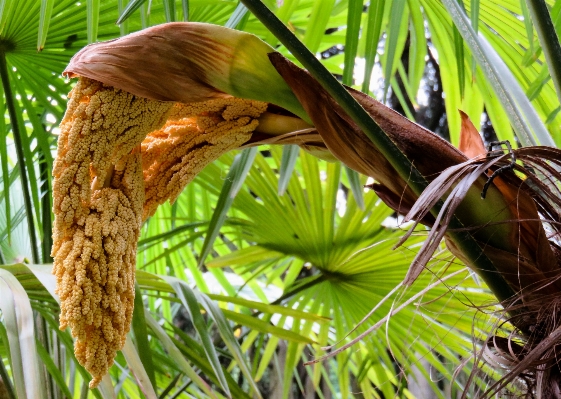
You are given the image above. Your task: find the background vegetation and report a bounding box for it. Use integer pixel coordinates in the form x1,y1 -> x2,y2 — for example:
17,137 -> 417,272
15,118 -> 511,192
0,0 -> 559,397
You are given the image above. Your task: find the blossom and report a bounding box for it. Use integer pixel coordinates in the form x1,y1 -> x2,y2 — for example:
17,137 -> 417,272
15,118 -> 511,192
142,99 -> 268,218
52,78 -> 172,387
53,77 -> 285,389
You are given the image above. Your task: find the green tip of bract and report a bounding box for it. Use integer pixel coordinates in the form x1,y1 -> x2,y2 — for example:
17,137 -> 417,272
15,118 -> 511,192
200,25 -> 310,122
63,22 -> 309,122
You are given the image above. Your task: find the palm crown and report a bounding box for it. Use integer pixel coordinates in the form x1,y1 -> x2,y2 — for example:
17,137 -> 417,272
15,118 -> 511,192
1,1 -> 560,398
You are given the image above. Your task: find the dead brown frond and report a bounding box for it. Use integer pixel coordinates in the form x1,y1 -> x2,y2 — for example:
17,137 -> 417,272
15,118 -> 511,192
403,146 -> 561,398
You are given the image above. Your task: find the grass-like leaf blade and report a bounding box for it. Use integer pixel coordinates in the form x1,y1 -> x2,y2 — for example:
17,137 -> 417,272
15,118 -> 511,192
121,335 -> 157,399
0,268 -> 41,398
37,0 -> 54,50
116,0 -> 147,25
131,284 -> 156,389
35,339 -> 73,399
345,167 -> 365,210
144,311 -> 216,397
163,277 -> 231,397
86,0 -> 100,43
198,148 -> 257,267
278,145 -> 299,195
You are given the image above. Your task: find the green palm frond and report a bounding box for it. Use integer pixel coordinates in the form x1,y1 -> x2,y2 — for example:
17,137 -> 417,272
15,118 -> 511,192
192,148 -> 498,397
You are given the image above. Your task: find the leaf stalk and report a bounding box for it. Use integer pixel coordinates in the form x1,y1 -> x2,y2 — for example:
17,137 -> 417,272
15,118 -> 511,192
525,0 -> 561,111
0,52 -> 39,264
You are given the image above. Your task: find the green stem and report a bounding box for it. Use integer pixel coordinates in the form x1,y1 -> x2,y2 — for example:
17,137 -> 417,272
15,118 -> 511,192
0,349 -> 16,399
342,0 -> 363,86
0,52 -> 39,264
132,284 -> 157,390
38,150 -> 52,263
525,0 -> 561,110
240,0 -> 518,307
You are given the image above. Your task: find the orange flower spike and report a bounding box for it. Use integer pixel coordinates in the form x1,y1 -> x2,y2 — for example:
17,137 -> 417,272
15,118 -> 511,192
52,78 -> 172,388
55,23 -> 295,386
141,98 -> 268,219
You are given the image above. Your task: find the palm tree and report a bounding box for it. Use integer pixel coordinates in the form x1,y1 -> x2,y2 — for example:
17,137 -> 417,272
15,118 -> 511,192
0,0 -> 559,398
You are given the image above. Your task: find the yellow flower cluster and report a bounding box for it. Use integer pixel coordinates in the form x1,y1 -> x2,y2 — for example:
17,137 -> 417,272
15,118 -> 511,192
53,77 -> 268,388
142,99 -> 268,218
52,78 -> 172,388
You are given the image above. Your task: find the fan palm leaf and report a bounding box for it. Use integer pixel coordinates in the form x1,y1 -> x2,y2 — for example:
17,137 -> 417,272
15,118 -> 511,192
201,148 -> 497,398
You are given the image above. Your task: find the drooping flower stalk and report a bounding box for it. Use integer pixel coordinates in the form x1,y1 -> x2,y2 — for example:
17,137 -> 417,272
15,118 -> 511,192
53,27 -> 303,384
52,77 -> 276,386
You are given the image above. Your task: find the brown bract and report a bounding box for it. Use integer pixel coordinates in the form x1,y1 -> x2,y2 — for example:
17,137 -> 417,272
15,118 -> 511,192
268,52 -> 465,217
63,23 -> 231,103
458,110 -> 487,160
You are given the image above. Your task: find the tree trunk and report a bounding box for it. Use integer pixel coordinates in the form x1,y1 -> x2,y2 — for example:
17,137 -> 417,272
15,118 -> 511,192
408,357 -> 437,399
0,377 -> 10,399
